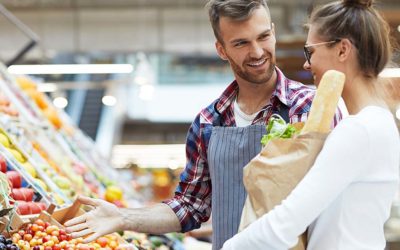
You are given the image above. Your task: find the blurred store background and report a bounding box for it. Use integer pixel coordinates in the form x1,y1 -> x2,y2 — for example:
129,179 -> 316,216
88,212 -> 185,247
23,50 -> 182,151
0,0 -> 399,248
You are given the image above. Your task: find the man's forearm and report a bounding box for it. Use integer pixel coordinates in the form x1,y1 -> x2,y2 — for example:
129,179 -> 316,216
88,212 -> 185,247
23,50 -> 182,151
120,203 -> 182,234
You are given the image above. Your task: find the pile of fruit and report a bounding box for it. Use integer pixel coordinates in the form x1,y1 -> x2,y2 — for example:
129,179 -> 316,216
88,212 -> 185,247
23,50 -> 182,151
9,219 -> 129,250
0,235 -> 20,250
0,91 -> 18,117
16,76 -> 62,130
0,153 -> 47,215
123,231 -> 185,250
0,129 -> 70,205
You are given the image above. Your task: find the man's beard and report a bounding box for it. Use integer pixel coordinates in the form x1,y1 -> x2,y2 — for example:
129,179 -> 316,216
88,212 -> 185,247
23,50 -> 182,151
227,53 -> 275,85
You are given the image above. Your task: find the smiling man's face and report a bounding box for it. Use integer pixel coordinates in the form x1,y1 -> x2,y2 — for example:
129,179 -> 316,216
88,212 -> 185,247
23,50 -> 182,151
216,6 -> 276,85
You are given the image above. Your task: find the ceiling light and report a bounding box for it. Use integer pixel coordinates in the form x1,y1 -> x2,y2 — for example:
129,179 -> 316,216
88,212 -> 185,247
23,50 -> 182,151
37,83 -> 57,92
379,68 -> 400,78
398,25 -> 400,33
8,64 -> 133,75
53,97 -> 68,109
102,95 -> 117,106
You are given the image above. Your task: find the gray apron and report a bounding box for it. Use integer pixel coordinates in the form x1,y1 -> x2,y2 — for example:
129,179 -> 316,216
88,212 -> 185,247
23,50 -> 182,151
207,104 -> 289,250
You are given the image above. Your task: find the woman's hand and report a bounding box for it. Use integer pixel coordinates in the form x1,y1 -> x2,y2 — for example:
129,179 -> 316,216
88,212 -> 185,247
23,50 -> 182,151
64,196 -> 123,243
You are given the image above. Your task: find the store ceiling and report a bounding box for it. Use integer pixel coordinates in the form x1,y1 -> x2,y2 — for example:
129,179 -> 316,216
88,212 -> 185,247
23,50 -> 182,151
0,0 -> 398,9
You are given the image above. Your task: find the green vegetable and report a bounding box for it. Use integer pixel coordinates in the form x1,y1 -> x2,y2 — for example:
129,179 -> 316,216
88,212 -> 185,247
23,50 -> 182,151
261,114 -> 300,147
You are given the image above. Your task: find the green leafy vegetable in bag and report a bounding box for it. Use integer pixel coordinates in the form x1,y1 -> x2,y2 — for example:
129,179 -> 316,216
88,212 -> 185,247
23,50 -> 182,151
261,114 -> 300,147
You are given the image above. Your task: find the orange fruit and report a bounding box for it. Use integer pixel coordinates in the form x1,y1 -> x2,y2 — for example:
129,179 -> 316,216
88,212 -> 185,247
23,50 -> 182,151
43,108 -> 62,129
16,76 -> 37,90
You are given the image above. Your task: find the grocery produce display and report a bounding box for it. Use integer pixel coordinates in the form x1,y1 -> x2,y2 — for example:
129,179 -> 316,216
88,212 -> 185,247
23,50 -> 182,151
0,64 -> 195,250
9,219 -> 128,250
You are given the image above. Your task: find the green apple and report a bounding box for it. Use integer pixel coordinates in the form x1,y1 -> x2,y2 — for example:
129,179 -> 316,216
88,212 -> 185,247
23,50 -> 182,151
52,176 -> 71,189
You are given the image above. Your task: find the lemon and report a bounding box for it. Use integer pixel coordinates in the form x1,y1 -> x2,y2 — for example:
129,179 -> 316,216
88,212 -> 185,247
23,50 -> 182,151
8,148 -> 26,163
22,162 -> 37,178
105,186 -> 123,202
0,133 -> 10,148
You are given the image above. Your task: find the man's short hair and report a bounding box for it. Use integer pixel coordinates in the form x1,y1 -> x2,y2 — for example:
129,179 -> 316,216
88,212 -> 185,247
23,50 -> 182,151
206,0 -> 270,43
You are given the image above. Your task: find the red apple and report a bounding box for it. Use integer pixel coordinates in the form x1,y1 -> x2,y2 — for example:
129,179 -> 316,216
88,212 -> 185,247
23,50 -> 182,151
16,201 -> 29,215
6,171 -> 21,188
28,202 -> 42,214
52,244 -> 61,250
95,237 -> 108,248
38,202 -> 47,211
0,155 -> 7,173
59,235 -> 67,242
43,235 -> 51,243
11,188 -> 34,201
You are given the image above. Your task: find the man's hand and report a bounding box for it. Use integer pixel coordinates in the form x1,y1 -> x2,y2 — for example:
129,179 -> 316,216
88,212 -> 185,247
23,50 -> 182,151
64,196 -> 123,243
65,196 -> 181,243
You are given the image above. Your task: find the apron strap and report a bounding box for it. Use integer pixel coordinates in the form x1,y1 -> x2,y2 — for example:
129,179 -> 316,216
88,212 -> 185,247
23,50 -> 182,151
212,100 -> 223,126
275,101 -> 290,123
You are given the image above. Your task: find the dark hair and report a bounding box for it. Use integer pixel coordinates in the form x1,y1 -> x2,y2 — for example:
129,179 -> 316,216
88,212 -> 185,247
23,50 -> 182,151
307,0 -> 391,78
206,0 -> 270,44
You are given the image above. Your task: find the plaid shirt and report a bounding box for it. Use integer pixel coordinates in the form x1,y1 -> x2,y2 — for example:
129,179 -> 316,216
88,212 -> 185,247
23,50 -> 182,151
163,67 -> 342,232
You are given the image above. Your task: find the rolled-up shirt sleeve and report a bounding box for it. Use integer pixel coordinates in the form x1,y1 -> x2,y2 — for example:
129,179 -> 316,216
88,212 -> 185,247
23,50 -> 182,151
163,114 -> 212,232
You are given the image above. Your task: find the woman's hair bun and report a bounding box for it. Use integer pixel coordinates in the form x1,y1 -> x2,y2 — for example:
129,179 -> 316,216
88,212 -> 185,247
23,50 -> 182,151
342,0 -> 373,8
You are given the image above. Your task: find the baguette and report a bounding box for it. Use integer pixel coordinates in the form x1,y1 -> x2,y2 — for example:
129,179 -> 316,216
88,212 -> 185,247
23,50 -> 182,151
301,70 -> 345,134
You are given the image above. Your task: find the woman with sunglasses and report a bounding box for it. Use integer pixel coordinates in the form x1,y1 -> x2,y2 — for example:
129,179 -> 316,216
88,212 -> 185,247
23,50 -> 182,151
222,0 -> 399,249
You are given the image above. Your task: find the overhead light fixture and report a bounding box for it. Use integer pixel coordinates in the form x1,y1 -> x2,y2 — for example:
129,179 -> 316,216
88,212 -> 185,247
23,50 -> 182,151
102,95 -> 117,106
398,25 -> 400,33
37,83 -> 57,92
379,68 -> 400,78
8,64 -> 133,75
51,90 -> 68,109
53,96 -> 68,109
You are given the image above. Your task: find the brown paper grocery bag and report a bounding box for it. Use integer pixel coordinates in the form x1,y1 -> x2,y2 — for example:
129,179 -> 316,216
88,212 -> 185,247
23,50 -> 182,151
238,132 -> 328,250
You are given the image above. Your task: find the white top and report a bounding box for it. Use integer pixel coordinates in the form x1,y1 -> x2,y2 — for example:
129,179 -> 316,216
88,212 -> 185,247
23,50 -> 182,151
223,106 -> 400,250
233,98 -> 259,127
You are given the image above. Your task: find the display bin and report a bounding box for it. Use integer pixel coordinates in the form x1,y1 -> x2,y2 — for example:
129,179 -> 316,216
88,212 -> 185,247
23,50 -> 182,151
1,200 -> 137,250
